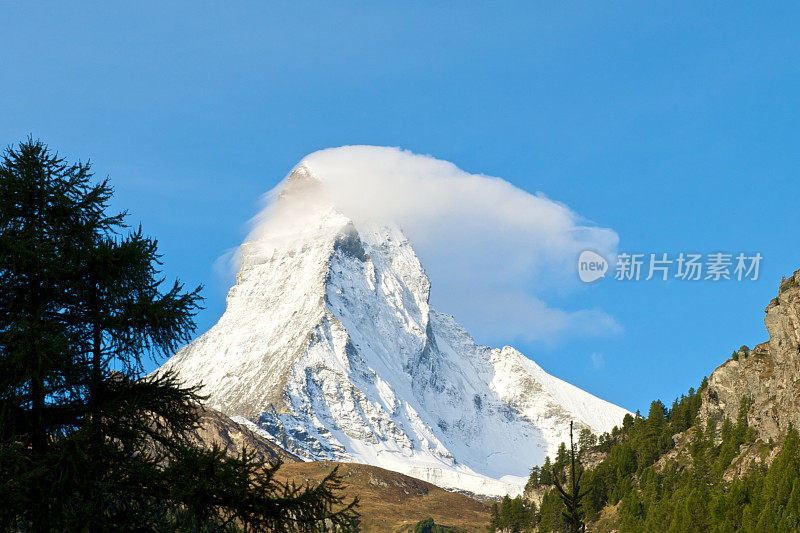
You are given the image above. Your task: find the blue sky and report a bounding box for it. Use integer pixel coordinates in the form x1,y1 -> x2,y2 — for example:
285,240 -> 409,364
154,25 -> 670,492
2,2 -> 799,413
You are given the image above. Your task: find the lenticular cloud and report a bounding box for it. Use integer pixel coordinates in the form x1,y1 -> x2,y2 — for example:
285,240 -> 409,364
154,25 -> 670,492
246,145 -> 619,343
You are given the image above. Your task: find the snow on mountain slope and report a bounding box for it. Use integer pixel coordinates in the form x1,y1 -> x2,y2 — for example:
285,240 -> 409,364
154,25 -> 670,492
159,151 -> 630,497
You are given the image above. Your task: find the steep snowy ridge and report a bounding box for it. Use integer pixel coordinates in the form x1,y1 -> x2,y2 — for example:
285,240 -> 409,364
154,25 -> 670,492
159,157 -> 630,497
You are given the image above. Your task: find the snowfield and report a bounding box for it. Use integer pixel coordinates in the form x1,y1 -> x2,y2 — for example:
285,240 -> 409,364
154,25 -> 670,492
159,154 -> 630,497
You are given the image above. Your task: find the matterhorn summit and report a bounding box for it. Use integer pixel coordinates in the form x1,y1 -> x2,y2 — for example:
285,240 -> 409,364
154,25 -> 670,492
159,146 -> 629,497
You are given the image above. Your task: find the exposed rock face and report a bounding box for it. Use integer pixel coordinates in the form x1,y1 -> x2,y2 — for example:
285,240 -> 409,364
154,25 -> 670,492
700,268 -> 800,440
186,407 -> 299,463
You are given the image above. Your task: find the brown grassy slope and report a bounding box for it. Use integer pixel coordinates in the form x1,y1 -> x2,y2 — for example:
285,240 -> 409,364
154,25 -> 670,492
274,461 -> 492,532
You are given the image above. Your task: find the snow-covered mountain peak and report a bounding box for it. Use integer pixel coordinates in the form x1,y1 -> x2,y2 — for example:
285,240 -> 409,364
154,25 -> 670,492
159,152 -> 630,497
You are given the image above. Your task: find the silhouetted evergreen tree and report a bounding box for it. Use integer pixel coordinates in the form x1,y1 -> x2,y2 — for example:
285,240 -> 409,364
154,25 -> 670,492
0,139 -> 358,531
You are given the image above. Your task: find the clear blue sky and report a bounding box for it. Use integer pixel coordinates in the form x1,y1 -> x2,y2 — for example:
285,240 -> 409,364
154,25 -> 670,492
3,2 -> 799,413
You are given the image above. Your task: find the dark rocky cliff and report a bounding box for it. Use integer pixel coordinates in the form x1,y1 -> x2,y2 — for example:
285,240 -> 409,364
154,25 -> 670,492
700,268 -> 800,440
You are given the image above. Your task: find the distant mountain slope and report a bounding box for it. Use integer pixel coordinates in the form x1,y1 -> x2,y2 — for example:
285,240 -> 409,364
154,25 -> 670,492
187,414 -> 489,531
272,461 -> 491,533
158,149 -> 629,497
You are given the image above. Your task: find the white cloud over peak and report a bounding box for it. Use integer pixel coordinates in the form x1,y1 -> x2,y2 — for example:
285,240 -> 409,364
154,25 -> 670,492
246,145 -> 620,344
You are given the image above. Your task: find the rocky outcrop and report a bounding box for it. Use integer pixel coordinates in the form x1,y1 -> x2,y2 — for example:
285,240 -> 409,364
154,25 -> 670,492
186,407 -> 299,463
700,268 -> 800,441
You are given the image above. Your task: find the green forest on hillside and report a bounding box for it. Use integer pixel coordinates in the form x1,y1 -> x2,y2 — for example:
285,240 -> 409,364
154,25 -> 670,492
491,379 -> 800,532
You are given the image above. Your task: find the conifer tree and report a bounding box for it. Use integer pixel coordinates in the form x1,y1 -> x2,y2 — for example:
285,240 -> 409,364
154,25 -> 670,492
551,422 -> 588,533
577,428 -> 596,452
539,456 -> 554,485
0,139 -> 358,531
